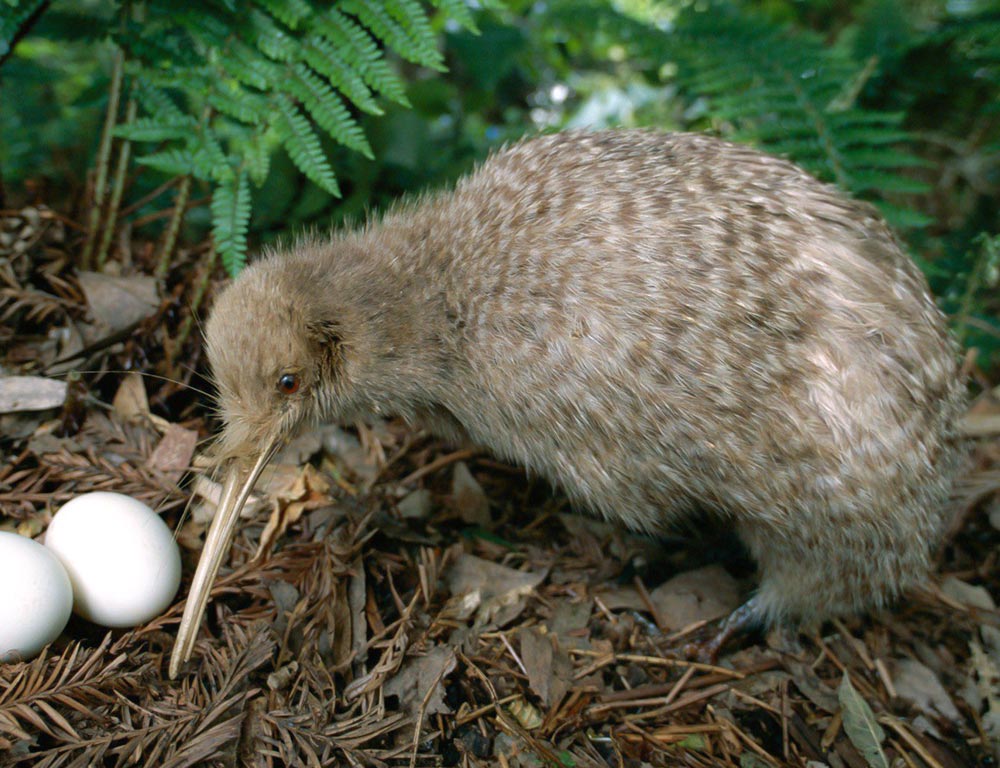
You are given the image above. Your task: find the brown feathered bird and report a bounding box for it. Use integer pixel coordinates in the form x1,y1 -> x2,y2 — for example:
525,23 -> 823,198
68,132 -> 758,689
170,130 -> 966,677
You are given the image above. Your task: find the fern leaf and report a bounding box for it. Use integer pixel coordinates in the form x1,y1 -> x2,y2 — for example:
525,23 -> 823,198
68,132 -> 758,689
0,0 -> 46,56
314,8 -> 411,104
170,7 -> 233,46
256,0 -> 314,30
274,95 -> 340,196
225,40 -> 282,90
211,170 -> 252,276
661,1 -> 928,222
135,148 -> 195,176
429,0 -> 478,33
874,202 -> 934,230
242,129 -> 274,186
134,84 -> 187,124
208,86 -> 270,124
189,130 -> 233,183
302,35 -> 383,114
113,116 -> 197,142
342,0 -> 444,70
288,63 -> 373,158
850,171 -> 930,194
249,8 -> 301,63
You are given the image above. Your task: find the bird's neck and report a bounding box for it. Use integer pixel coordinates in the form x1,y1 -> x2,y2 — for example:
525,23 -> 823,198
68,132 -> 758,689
314,225 -> 453,423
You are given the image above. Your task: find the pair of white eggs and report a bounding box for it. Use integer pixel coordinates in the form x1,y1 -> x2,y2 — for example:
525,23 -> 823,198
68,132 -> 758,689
0,492 -> 181,662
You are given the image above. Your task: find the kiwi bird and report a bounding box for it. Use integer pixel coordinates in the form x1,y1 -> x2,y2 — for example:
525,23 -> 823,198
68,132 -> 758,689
169,130 -> 966,677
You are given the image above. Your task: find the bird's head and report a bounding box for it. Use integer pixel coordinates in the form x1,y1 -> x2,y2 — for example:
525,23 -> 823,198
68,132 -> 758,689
169,250 -> 351,677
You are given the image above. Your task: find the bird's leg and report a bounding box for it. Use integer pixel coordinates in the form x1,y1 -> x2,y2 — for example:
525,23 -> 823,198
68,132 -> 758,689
684,596 -> 764,663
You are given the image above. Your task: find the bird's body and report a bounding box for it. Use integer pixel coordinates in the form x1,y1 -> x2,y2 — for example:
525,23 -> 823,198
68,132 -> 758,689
181,130 -> 965,675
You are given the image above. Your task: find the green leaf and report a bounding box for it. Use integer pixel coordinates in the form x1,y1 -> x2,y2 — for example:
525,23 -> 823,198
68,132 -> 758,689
241,128 -> 274,186
429,0 -> 478,33
135,148 -> 195,176
288,63 -> 373,158
0,0 -> 46,57
211,169 -> 252,276
314,8 -> 411,104
838,674 -> 889,768
302,35 -> 382,114
113,115 -> 197,142
662,2 -> 928,221
249,8 -> 301,62
208,86 -> 270,125
342,0 -> 444,70
274,94 -> 340,196
256,0 -> 314,30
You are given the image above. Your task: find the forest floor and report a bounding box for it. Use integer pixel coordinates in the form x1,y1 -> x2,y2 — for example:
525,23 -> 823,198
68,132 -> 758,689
2,204 -> 1000,768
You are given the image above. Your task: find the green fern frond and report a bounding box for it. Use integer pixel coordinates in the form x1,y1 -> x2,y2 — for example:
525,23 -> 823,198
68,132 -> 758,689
225,39 -> 282,90
113,115 -> 197,142
287,64 -> 373,158
663,2 -> 929,227
241,129 -> 274,186
302,35 -> 382,114
341,0 -> 444,70
0,0 -> 46,57
429,0 -> 478,33
274,94 -> 340,196
314,8 -> 410,105
256,0 -> 314,30
249,8 -> 301,62
211,169 -> 253,274
135,84 -> 187,124
208,87 -> 270,124
190,130 -> 233,183
135,148 -> 195,176
167,7 -> 233,47
6,0 -> 502,275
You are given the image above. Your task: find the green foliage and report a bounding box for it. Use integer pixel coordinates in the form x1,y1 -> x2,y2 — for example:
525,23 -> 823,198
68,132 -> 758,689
665,3 -> 932,228
1,0 -> 998,367
111,0 -> 483,274
0,0 -> 44,57
1,0 -> 485,275
211,169 -> 252,271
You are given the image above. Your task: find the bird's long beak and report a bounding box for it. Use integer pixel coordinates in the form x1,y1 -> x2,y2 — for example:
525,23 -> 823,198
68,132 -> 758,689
168,439 -> 279,678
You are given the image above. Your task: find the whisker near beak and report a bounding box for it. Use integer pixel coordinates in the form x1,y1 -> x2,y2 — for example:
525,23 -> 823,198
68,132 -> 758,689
169,439 -> 279,678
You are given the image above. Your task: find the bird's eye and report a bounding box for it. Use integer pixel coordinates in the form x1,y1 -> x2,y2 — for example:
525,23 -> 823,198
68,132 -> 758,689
277,373 -> 300,395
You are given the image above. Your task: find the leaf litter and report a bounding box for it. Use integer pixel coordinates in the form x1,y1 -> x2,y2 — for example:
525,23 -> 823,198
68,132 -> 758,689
1,204 -> 1000,766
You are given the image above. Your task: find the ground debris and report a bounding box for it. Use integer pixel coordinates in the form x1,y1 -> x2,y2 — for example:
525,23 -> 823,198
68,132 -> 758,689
1,204 -> 998,766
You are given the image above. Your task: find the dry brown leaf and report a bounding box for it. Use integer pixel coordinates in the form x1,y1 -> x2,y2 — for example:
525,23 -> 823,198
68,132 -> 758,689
111,372 -> 149,422
446,553 -> 546,629
77,271 -> 157,336
255,464 -> 333,558
649,565 -> 741,631
452,461 -> 490,526
890,658 -> 962,723
383,646 -> 457,719
0,376 -> 67,414
941,576 -> 996,610
147,424 -> 198,485
520,627 -> 573,708
397,488 -> 432,519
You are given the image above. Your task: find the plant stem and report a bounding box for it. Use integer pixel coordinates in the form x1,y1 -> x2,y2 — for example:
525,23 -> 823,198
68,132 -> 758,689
81,46 -> 124,271
96,95 -> 137,270
154,175 -> 192,280
0,0 -> 51,69
168,243 -> 217,373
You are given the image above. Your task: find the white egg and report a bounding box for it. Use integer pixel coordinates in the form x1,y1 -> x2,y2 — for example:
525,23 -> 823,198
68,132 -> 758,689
45,492 -> 181,628
0,531 -> 73,662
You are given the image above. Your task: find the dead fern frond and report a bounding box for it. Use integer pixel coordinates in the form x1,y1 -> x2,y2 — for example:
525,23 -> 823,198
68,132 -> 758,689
0,634 -> 151,757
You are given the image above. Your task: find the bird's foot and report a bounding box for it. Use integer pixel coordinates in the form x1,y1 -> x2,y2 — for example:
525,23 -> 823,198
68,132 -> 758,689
682,598 -> 764,664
